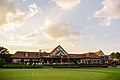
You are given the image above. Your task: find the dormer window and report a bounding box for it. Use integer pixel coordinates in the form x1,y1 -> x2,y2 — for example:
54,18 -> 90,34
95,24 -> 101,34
25,52 -> 29,57
57,46 -> 62,51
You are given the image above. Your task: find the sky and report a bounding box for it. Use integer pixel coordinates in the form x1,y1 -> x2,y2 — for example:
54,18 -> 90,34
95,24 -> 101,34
0,0 -> 120,54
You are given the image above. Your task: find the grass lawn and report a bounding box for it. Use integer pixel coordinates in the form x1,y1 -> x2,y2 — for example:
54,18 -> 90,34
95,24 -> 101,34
0,68 -> 120,80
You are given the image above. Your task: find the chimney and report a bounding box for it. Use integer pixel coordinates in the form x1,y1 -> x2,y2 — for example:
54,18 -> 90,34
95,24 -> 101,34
39,49 -> 41,53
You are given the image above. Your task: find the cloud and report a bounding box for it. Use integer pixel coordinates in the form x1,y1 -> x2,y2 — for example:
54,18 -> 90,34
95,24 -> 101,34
0,0 -> 16,27
24,28 -> 41,39
6,10 -> 27,25
90,36 -> 95,40
23,18 -> 83,40
95,0 -> 120,18
0,1 -> 41,29
0,0 -> 27,27
22,0 -> 27,3
28,3 -> 42,17
104,34 -> 110,38
0,1 -> 42,50
100,17 -> 112,26
42,19 -> 82,39
52,0 -> 81,10
95,0 -> 120,26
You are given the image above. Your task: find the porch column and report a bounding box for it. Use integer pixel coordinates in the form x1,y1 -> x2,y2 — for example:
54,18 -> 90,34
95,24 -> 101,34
68,55 -> 70,63
61,56 -> 63,64
51,59 -> 53,64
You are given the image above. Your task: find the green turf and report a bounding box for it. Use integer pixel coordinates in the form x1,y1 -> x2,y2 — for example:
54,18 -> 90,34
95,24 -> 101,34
0,68 -> 120,80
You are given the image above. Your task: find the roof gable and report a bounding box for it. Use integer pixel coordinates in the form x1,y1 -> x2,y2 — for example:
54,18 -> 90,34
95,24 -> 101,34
87,53 -> 101,58
94,50 -> 105,56
50,45 -> 68,56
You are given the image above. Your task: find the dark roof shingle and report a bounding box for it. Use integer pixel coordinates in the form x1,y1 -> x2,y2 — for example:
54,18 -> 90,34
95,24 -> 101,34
11,51 -> 50,59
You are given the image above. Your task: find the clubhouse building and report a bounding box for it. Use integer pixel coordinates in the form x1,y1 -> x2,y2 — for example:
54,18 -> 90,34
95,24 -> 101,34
11,45 -> 112,65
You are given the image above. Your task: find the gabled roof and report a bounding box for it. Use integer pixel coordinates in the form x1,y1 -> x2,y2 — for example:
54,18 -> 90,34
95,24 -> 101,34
84,50 -> 105,56
86,53 -> 101,58
50,45 -> 68,56
11,46 -> 104,59
94,50 -> 105,56
11,51 -> 50,59
68,53 -> 101,59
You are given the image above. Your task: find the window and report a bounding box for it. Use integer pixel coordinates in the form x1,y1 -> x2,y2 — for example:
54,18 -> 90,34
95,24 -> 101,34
98,60 -> 101,62
37,53 -> 40,57
94,60 -> 96,62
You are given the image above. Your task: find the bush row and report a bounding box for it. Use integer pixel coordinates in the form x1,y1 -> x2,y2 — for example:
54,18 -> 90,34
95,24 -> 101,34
1,63 -> 108,68
52,65 -> 108,68
53,66 -> 80,68
2,64 -> 42,68
47,63 -> 108,68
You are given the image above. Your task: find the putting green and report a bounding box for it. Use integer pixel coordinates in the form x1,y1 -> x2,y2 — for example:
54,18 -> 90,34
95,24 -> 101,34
0,68 -> 120,80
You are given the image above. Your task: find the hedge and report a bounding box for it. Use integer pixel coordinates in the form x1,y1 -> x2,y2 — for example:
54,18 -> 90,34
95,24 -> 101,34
52,64 -> 108,68
2,64 -> 42,68
1,63 -> 108,68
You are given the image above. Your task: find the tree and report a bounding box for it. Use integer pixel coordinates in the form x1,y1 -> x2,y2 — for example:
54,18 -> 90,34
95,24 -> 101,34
0,46 -> 11,63
110,52 -> 116,59
0,58 -> 5,67
116,52 -> 120,62
0,47 -> 9,54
